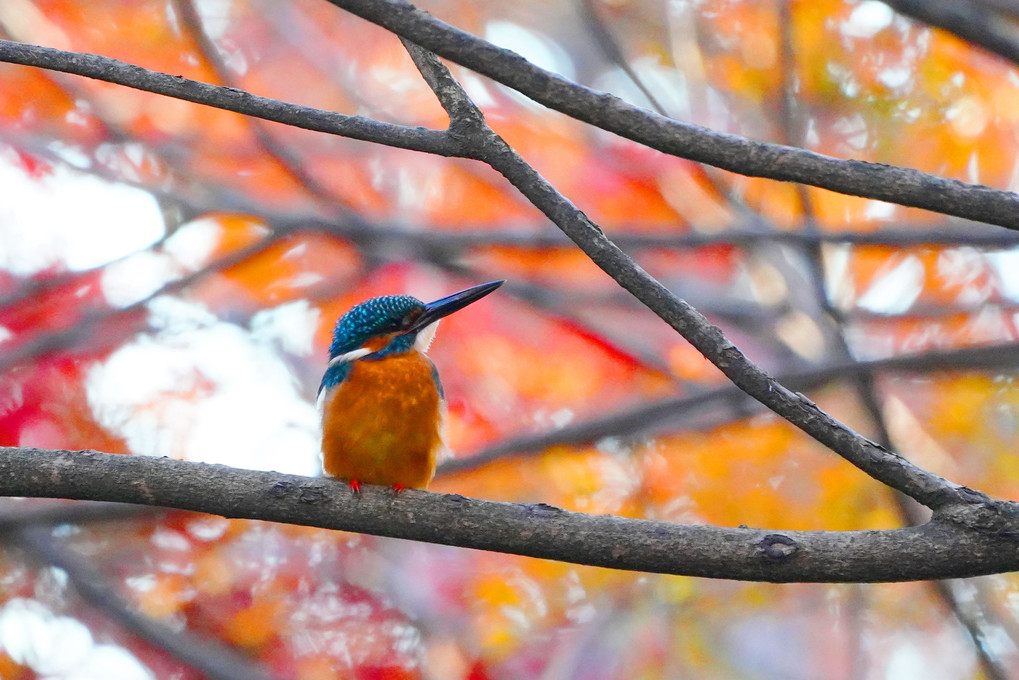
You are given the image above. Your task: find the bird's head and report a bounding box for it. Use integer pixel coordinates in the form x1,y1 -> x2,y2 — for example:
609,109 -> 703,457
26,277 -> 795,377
327,280 -> 504,362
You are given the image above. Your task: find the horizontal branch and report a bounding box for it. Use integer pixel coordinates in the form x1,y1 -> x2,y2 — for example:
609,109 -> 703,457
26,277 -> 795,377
324,0 -> 1019,230
0,39 -> 454,156
2,447 -> 1018,583
0,500 -> 155,527
297,214 -> 1019,260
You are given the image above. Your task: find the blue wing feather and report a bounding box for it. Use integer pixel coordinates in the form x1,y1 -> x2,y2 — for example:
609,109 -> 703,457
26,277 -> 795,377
430,360 -> 445,401
318,361 -> 353,397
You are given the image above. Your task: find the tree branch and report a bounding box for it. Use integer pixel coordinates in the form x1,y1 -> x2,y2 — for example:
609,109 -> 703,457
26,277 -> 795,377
883,0 -> 1019,66
0,39 -> 453,156
0,230 -> 285,373
398,40 -> 974,510
300,216 -> 1019,250
324,0 -> 1019,230
172,0 -> 356,216
3,21 -> 1019,230
2,447 -> 1019,583
440,339 -> 1019,475
16,525 -> 275,680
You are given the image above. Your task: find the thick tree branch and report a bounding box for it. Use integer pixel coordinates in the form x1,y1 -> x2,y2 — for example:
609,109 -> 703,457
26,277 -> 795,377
325,0 -> 1019,230
2,447 -> 1019,583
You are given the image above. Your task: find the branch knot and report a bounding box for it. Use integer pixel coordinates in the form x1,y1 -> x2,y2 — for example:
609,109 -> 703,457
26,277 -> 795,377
757,534 -> 798,562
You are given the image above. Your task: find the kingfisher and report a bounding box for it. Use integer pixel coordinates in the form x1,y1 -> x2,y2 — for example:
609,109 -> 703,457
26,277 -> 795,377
318,280 -> 504,492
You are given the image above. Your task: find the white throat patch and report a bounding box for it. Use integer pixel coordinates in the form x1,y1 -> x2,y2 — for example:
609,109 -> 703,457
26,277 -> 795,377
414,321 -> 439,353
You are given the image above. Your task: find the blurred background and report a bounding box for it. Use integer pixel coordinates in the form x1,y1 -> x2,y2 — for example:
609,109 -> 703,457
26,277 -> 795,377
2,0 -> 1019,678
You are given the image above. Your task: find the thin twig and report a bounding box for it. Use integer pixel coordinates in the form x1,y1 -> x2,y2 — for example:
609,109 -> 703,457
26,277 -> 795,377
16,525 -> 275,680
172,0 -> 356,215
439,340 -> 1019,475
0,231 -> 287,373
576,0 -> 670,116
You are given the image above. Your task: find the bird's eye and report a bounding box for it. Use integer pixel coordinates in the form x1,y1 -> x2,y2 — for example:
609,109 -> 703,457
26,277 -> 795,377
395,311 -> 415,330
399,308 -> 422,331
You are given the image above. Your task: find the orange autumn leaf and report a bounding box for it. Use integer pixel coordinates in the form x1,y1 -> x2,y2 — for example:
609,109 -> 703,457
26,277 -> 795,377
588,174 -> 683,228
424,163 -> 532,227
225,598 -> 285,649
667,343 -> 725,383
193,553 -> 235,597
471,246 -> 606,286
219,231 -> 361,305
136,573 -> 193,619
294,657 -> 339,680
642,417 -> 886,530
0,652 -> 27,680
205,213 -> 275,258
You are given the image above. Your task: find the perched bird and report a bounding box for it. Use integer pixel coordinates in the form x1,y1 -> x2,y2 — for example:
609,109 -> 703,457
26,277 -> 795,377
318,280 -> 504,492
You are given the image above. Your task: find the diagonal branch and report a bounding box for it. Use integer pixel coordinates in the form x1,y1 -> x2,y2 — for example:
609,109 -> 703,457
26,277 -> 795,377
2,446 -> 1019,583
774,12 -> 1012,669
398,40 -> 974,510
0,501 -> 272,679
883,0 -> 1019,66
17,526 -> 276,680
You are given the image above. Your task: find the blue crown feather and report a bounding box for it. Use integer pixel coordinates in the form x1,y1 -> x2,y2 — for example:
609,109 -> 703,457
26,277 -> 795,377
328,295 -> 424,358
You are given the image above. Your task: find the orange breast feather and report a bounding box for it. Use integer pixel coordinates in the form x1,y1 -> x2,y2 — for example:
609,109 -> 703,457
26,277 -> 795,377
321,351 -> 442,489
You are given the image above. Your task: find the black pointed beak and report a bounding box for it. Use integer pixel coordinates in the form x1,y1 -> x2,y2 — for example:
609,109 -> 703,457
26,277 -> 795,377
410,280 -> 504,332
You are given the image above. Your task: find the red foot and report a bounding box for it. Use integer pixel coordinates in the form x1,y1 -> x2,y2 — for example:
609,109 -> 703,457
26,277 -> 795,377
392,483 -> 405,495
349,479 -> 361,496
